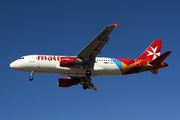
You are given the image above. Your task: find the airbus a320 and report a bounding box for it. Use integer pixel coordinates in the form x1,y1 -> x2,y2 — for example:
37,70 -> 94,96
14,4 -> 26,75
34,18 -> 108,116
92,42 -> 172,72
10,23 -> 172,91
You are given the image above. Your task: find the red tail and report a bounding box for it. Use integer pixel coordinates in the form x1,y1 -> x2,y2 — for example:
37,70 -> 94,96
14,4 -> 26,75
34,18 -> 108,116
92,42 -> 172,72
138,40 -> 162,61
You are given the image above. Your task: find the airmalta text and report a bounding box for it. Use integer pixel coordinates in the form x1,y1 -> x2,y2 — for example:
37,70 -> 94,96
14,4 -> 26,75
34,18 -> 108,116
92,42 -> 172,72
37,56 -> 60,61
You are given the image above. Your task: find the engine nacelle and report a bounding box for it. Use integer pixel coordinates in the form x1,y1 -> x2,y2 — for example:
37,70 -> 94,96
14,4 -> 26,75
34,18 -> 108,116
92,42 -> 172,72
58,78 -> 72,87
60,57 -> 76,67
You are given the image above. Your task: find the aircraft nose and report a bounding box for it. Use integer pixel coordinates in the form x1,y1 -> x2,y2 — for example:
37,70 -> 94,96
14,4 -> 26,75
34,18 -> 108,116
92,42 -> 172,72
10,60 -> 24,70
10,61 -> 19,69
10,62 -> 15,68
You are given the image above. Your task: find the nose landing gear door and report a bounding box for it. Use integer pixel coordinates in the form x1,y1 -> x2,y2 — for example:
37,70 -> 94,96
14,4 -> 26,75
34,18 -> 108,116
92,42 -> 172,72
29,56 -> 35,63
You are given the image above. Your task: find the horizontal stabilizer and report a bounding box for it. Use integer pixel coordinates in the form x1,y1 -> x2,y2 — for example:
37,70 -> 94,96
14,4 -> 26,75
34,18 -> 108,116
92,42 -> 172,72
149,51 -> 172,65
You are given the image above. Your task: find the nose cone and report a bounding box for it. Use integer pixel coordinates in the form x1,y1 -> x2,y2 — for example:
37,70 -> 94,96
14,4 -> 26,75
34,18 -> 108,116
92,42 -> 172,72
10,61 -> 15,69
10,61 -> 21,70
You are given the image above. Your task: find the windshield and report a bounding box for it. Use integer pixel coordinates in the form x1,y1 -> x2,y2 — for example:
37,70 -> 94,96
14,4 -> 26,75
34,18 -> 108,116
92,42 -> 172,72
19,57 -> 24,59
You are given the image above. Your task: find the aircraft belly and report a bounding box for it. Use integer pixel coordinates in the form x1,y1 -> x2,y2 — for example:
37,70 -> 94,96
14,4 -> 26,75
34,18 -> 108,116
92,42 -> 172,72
55,63 -> 104,77
21,61 -> 58,73
58,69 -> 103,77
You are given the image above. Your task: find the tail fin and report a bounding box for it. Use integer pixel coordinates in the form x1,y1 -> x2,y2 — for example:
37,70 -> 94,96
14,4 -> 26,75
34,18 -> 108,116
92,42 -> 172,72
138,40 -> 162,61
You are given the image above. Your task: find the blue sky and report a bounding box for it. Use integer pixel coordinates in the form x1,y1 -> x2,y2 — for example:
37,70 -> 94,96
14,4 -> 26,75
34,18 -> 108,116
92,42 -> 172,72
1,0 -> 180,120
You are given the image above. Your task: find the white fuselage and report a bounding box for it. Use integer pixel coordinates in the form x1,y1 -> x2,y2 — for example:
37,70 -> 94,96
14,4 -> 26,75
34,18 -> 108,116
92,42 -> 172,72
10,55 -> 122,77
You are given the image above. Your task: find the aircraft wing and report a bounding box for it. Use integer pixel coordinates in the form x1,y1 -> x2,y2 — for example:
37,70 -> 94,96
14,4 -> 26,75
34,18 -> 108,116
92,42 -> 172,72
76,23 -> 118,69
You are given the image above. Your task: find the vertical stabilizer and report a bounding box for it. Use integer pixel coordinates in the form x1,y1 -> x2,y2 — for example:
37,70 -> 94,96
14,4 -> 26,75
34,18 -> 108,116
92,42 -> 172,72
138,40 -> 162,61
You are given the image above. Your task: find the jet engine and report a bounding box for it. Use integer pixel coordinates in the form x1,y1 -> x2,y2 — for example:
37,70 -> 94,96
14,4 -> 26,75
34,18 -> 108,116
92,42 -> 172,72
58,78 -> 78,87
59,57 -> 83,67
58,78 -> 72,87
60,57 -> 76,67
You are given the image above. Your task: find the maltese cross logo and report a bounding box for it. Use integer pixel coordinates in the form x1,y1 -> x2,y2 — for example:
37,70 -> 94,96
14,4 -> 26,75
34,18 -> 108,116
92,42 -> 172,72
146,46 -> 160,60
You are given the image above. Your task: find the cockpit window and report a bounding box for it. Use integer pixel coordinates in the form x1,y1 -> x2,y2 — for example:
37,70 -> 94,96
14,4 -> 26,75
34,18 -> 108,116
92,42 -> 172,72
19,57 -> 24,59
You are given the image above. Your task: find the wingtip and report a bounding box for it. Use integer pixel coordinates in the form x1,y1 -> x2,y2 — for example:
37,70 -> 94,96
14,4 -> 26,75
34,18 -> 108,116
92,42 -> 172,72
94,87 -> 98,91
113,23 -> 119,27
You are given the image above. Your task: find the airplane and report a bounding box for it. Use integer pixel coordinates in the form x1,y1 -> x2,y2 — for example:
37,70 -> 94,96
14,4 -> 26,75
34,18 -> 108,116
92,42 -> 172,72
10,23 -> 172,91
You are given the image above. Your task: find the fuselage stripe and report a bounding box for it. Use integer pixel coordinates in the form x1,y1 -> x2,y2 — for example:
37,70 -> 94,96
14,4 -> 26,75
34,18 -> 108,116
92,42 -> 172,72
110,58 -> 122,73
